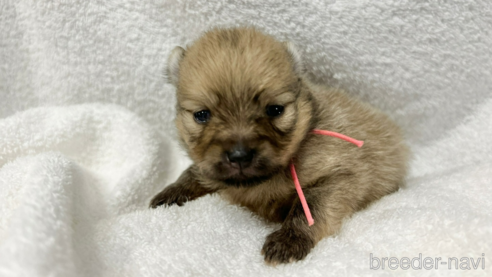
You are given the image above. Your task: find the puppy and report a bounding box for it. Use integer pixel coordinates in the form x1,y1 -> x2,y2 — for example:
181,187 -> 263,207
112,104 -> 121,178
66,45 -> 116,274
150,27 -> 408,264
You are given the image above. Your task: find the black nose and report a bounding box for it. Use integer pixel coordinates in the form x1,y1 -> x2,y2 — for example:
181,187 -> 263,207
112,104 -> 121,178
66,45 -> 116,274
226,145 -> 255,167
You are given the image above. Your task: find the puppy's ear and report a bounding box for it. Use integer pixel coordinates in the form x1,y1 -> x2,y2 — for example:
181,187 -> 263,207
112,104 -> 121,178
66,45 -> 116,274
283,41 -> 305,75
166,46 -> 186,86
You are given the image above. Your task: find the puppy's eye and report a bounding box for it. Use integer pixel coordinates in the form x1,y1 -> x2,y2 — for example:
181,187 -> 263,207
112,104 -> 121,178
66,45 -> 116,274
266,105 -> 284,117
194,110 -> 211,123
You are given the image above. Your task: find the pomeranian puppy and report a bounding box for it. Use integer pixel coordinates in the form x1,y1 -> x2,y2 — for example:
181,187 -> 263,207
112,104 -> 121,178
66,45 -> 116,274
150,27 -> 408,264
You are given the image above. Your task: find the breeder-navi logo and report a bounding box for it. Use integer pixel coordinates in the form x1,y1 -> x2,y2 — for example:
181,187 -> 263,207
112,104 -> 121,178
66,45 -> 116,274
370,253 -> 485,270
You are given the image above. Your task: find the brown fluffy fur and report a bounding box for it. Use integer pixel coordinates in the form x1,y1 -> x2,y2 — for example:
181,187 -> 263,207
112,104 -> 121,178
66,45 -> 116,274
150,27 -> 409,264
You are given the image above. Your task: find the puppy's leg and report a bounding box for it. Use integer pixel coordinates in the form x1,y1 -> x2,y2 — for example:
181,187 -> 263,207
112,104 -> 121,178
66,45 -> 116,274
262,177 -> 365,264
150,166 -> 217,208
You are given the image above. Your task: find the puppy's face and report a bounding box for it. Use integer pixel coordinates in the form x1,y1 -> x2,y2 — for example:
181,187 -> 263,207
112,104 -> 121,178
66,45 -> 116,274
168,28 -> 313,186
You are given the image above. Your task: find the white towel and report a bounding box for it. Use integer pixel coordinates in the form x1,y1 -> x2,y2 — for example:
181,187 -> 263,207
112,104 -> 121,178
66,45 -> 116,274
1,1 -> 491,276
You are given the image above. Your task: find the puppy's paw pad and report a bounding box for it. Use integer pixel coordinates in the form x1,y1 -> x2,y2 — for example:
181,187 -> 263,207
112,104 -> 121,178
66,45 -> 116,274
262,228 -> 314,265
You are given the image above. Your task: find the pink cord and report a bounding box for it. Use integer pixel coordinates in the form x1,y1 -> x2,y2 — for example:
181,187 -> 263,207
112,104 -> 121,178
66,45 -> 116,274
311,129 -> 364,148
290,162 -> 314,226
291,130 -> 364,226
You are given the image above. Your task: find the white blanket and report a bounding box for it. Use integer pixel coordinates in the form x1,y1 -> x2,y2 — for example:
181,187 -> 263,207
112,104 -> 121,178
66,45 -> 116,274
1,1 -> 491,276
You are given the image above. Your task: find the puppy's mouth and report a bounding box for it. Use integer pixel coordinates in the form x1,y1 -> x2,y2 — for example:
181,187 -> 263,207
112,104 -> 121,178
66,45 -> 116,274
223,174 -> 274,187
212,158 -> 282,187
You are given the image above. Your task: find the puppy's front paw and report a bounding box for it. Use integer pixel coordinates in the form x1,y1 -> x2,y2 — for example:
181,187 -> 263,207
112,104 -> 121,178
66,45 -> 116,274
262,228 -> 315,265
149,185 -> 190,208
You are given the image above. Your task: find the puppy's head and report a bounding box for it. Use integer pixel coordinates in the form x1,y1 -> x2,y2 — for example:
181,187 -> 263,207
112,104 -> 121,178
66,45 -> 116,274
168,27 -> 314,187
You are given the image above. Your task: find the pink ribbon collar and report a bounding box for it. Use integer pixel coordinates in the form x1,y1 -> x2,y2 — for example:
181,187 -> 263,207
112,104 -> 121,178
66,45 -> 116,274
290,129 -> 364,226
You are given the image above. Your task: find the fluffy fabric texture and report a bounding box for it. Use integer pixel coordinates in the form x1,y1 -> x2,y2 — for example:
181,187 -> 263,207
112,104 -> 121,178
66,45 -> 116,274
1,1 -> 491,276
